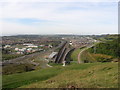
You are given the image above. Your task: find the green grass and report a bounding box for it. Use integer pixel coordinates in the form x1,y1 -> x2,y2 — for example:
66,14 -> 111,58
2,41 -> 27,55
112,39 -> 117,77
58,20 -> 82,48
3,63 -> 100,88
12,44 -> 25,48
80,50 -> 117,63
2,55 -> 49,75
3,68 -> 61,88
80,50 -> 96,63
48,63 -> 63,67
71,48 -> 81,61
2,54 -> 23,61
2,64 -> 35,75
3,62 -> 118,88
22,62 -> 118,88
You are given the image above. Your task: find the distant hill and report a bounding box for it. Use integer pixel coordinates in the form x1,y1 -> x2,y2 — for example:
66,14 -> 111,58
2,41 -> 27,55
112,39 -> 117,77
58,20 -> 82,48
92,34 -> 119,41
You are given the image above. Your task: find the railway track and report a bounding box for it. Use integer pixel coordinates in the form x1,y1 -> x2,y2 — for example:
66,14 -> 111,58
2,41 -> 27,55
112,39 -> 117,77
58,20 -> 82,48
55,41 -> 71,63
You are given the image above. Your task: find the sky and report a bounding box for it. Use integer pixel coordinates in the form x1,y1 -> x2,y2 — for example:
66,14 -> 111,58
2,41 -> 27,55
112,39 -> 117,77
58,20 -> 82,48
0,0 -> 118,36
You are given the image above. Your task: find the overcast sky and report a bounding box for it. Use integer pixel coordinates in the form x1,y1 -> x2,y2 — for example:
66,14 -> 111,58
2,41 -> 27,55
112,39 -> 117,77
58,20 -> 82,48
0,0 -> 118,36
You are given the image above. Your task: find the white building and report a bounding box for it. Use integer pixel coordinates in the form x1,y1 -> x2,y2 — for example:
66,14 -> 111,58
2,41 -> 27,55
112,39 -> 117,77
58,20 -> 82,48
4,45 -> 11,48
39,45 -> 44,47
23,43 -> 38,48
16,52 -> 23,54
26,45 -> 38,48
15,48 -> 19,51
48,45 -> 53,48
23,43 -> 33,46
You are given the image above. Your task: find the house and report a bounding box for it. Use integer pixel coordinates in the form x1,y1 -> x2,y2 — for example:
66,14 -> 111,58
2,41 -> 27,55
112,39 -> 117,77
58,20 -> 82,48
48,44 -> 53,48
39,45 -> 44,47
69,41 -> 72,45
15,48 -> 19,51
18,48 -> 26,52
27,45 -> 38,48
23,43 -> 33,46
26,48 -> 32,52
15,48 -> 26,52
23,43 -> 38,48
16,51 -> 23,54
4,45 -> 11,48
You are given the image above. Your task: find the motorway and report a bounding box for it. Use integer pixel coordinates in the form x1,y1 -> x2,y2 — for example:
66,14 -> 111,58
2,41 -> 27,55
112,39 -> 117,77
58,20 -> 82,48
2,52 -> 42,66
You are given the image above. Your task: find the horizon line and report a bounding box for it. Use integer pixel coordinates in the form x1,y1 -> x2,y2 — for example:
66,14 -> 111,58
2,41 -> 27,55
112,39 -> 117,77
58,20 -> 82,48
1,33 -> 119,37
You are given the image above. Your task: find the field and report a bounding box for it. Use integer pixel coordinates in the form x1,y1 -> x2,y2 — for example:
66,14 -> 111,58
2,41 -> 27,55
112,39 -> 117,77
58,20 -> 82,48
2,54 -> 23,61
3,62 -> 118,88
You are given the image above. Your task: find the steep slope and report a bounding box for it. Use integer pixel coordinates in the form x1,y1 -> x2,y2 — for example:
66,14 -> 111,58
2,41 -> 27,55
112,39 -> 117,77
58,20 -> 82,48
21,62 -> 118,88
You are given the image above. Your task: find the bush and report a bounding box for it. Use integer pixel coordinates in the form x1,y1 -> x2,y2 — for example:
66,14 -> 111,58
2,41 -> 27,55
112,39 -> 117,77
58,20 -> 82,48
97,58 -> 112,62
89,38 -> 120,58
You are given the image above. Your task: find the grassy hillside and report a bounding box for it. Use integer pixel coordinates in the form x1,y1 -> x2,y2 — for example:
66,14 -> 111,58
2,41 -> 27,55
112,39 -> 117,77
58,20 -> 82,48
3,62 -> 118,88
2,64 -> 35,75
71,48 -> 81,61
80,37 -> 119,63
2,54 -> 23,61
2,51 -> 51,75
80,50 -> 115,63
80,50 -> 96,63
2,63 -> 100,88
21,62 -> 118,88
89,38 -> 119,58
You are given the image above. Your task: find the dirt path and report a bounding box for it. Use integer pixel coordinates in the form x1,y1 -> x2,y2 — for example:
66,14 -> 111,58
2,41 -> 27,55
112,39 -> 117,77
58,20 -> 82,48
78,49 -> 85,63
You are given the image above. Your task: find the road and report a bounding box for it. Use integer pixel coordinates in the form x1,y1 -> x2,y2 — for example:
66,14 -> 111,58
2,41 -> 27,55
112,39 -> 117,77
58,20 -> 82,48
2,52 -> 42,66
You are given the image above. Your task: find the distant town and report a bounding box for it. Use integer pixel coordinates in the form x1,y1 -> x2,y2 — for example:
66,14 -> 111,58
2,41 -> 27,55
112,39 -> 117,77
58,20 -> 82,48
1,35 -> 97,61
